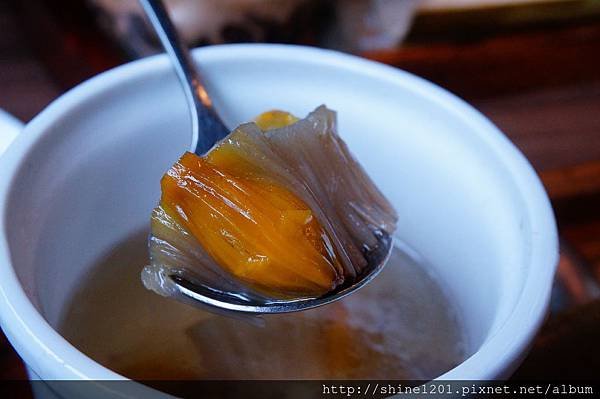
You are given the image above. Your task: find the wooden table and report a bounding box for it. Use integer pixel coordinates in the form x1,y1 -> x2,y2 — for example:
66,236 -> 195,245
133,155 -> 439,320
1,0 -> 599,387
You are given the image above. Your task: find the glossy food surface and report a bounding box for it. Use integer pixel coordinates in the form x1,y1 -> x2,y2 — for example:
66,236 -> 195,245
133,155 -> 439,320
159,152 -> 340,298
144,106 -> 397,299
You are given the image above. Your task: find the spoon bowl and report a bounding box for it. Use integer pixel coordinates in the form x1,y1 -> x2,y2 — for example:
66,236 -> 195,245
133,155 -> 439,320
168,232 -> 392,314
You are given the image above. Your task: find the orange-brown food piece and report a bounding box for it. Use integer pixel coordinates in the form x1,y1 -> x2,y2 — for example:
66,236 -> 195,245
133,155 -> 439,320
254,110 -> 299,131
149,107 -> 398,301
159,148 -> 341,298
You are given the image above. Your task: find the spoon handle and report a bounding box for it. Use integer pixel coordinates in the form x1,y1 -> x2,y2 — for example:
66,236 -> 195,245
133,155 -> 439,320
140,0 -> 229,154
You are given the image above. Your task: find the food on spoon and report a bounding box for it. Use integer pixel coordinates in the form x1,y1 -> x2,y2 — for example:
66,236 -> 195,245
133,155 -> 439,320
254,110 -> 299,130
156,153 -> 340,298
142,106 -> 397,299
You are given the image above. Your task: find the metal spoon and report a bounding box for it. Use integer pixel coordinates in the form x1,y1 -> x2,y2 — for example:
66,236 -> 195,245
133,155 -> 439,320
140,0 -> 228,154
140,0 -> 393,314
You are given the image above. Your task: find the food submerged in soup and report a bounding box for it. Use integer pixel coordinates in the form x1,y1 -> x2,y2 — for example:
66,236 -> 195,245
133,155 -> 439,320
59,232 -> 466,381
142,106 -> 397,299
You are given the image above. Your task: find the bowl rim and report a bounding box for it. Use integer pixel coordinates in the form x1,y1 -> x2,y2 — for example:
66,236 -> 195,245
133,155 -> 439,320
0,43 -> 558,383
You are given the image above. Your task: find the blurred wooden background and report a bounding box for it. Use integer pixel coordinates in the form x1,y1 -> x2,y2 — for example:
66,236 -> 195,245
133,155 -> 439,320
1,0 -> 599,388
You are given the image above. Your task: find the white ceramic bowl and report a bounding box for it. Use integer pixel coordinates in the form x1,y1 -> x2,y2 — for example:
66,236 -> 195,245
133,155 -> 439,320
0,44 -> 557,391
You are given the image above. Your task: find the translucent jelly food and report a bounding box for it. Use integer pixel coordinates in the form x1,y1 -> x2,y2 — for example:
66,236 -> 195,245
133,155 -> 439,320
143,106 -> 397,300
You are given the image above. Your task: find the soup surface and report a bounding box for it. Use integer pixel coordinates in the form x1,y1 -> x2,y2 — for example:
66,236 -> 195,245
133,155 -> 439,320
58,231 -> 466,380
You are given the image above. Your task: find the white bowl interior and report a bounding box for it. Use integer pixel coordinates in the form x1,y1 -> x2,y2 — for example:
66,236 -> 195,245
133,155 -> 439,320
4,46 -> 539,378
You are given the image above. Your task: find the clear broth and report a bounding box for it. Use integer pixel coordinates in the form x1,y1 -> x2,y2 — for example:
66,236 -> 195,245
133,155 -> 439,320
58,231 -> 466,380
